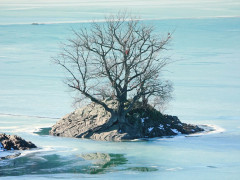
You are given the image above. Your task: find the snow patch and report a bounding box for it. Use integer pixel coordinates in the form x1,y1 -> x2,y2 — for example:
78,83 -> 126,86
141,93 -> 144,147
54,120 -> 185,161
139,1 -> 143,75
0,143 -> 7,151
159,124 -> 164,130
148,127 -> 154,132
171,128 -> 181,134
141,117 -> 149,123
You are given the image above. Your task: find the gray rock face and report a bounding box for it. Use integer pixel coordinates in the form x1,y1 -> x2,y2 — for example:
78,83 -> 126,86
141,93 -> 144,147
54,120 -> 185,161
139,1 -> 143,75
50,100 -> 204,141
50,100 -> 118,138
0,133 -> 37,150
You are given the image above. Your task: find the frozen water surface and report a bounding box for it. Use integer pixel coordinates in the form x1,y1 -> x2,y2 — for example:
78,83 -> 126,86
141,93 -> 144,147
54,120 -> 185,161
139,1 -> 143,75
0,0 -> 240,179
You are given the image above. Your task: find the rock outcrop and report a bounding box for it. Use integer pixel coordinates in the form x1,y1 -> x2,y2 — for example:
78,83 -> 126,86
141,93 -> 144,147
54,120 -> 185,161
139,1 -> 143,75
50,100 -> 204,141
0,133 -> 37,150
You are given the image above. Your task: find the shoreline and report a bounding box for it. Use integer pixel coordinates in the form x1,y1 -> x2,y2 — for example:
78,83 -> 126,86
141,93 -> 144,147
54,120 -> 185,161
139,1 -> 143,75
34,124 -> 224,141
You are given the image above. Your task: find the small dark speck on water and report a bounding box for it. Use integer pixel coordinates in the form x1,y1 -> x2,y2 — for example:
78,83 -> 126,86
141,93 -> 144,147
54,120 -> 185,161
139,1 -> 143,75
207,166 -> 218,168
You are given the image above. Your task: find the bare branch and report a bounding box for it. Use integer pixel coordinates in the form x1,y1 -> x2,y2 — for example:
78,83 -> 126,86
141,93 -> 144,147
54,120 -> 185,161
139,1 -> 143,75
53,11 -> 173,121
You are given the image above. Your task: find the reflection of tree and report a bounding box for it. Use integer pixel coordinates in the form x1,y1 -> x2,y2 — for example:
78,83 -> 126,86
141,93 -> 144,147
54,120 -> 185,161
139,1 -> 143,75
80,152 -> 127,174
0,152 -> 128,176
0,152 -> 158,175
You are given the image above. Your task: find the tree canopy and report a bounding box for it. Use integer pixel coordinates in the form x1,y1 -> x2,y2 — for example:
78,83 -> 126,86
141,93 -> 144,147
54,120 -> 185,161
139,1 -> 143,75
54,12 -> 173,125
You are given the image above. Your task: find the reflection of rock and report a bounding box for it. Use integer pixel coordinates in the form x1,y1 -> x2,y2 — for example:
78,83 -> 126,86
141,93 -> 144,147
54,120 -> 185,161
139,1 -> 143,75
0,152 -> 127,176
126,167 -> 158,172
0,133 -> 37,150
50,100 -> 204,141
81,152 -> 111,165
80,152 -> 128,174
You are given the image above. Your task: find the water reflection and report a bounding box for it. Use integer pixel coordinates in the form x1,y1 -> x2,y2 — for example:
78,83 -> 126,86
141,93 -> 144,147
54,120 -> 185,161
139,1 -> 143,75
80,152 -> 128,174
126,167 -> 158,172
0,152 -> 129,176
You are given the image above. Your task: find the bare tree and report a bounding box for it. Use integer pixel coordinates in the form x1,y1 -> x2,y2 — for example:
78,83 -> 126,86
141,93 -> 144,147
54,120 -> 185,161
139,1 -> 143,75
54,12 -> 173,130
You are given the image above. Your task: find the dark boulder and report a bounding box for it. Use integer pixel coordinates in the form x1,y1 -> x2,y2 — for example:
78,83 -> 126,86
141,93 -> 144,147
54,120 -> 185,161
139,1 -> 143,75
0,133 -> 37,150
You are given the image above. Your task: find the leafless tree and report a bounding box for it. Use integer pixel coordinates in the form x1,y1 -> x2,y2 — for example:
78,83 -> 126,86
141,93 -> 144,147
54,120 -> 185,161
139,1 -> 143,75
53,12 -> 173,129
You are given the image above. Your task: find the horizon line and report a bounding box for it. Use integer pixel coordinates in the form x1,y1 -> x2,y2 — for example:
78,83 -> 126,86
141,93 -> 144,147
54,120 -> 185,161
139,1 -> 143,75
0,15 -> 239,26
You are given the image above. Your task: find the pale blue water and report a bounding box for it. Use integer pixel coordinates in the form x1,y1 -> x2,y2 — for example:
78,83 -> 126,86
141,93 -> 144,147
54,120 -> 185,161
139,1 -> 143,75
0,1 -> 240,179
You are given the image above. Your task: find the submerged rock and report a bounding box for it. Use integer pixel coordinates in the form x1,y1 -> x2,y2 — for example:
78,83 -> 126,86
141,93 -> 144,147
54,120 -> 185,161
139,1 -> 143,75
0,152 -> 21,160
0,133 -> 37,150
50,100 -> 204,141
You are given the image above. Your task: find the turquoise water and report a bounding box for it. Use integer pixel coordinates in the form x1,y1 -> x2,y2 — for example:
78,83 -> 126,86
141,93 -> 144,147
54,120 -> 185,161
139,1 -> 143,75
1,1 -> 240,179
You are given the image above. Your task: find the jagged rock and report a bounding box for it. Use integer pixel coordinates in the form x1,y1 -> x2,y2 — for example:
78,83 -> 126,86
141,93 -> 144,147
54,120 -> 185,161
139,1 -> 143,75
50,100 -> 118,139
50,100 -> 204,141
0,134 -> 37,150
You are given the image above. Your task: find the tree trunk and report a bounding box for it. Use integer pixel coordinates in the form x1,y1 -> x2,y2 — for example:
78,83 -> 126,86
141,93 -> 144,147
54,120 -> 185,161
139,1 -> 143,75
116,101 -> 127,122
117,114 -> 126,127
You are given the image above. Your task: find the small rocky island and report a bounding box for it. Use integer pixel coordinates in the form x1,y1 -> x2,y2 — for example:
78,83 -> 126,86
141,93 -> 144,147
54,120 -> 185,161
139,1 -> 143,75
50,13 -> 205,142
0,133 -> 37,160
50,100 -> 203,141
0,133 -> 37,150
